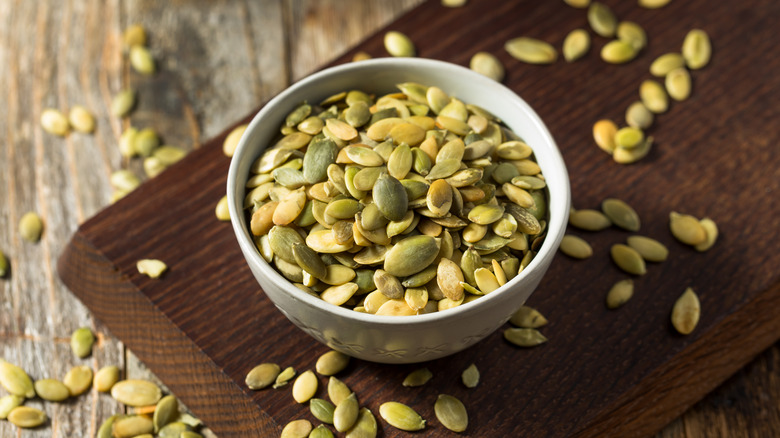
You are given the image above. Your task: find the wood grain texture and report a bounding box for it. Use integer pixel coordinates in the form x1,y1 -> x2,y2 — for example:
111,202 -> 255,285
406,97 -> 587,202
2,0 -> 779,437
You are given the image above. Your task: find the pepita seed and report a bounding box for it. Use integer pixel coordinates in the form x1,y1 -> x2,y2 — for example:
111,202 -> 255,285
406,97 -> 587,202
613,135 -> 652,164
665,67 -> 692,101
134,127 -> 160,157
130,45 -> 156,74
327,376 -> 352,406
0,360 -> 35,398
672,287 -> 700,335
0,394 -> 24,420
615,126 -> 644,149
560,235 -> 593,259
563,28 -> 590,62
694,217 -> 718,252
504,327 -> 548,347
437,258 -> 464,301
158,422 -> 191,437
19,211 -> 43,243
111,89 -> 137,117
569,208 -> 612,231
34,378 -> 70,402
68,105 -> 96,133
281,419 -> 313,438
70,326 -> 95,358
474,267 -> 500,294
272,366 -> 296,389
0,250 -> 8,278
388,143 -> 413,179
383,235 -> 439,277
136,259 -> 167,278
346,408 -> 378,438
626,235 -> 669,262
384,31 -> 416,57
7,406 -> 47,428
334,392 -> 359,432
292,370 -> 318,403
153,145 -> 187,166
509,306 -> 548,328
469,51 -> 505,81
376,298 -> 417,316
94,365 -> 120,392
505,37 -> 557,64
123,24 -> 146,47
316,350 -> 350,376
403,368 -> 433,387
564,0 -> 591,7
40,108 -> 69,136
601,39 -> 638,64
606,279 -> 634,309
310,424 -> 334,438
682,29 -> 711,70
215,195 -> 230,221
321,283 -> 359,306
593,119 -> 618,154
379,402 -> 426,431
111,379 -> 163,406
222,124 -> 248,158
625,101 -> 654,130
639,0 -> 671,8
246,363 -> 281,390
63,365 -> 92,396
617,21 -> 647,51
602,198 -> 641,231
640,79 -> 669,114
435,394 -> 468,433
310,398 -> 336,424
461,363 -> 479,388
153,395 -> 179,432
610,244 -> 647,275
669,211 -> 707,245
587,2 -> 617,37
650,52 -> 685,77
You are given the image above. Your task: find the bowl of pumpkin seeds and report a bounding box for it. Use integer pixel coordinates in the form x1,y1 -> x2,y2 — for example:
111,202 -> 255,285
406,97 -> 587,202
227,58 -> 570,363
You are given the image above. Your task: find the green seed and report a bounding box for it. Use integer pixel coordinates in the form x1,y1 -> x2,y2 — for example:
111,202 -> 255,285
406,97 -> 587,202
665,67 -> 692,101
606,279 -> 634,309
563,28 -> 590,62
123,24 -> 147,47
130,45 -> 156,74
379,401 -> 426,431
40,108 -> 70,136
136,259 -> 167,278
383,235 -> 439,277
639,0 -> 671,8
19,211 -> 43,243
0,250 -> 8,277
505,37 -> 557,64
610,244 -> 647,275
617,21 -> 647,51
113,415 -> 154,438
134,127 -> 160,157
640,79 -> 669,114
334,392 -> 359,432
153,395 -> 179,432
560,235 -> 593,259
601,39 -> 638,64
627,235 -> 669,262
70,326 -> 95,358
0,394 -> 24,419
111,89 -> 137,117
110,379 -> 162,406
245,363 -> 281,390
504,328 -> 548,347
328,376 -> 352,405
292,370 -> 318,403
435,394 -> 468,433
694,217 -> 718,252
672,287 -> 700,335
402,368 -> 433,387
310,424 -> 335,438
158,422 -> 191,438
7,406 -> 47,428
0,360 -> 35,398
564,0 -> 591,7
384,31 -> 416,57
273,366 -> 296,389
34,378 -> 70,402
613,135 -> 653,164
97,415 -> 120,438
94,365 -> 120,392
345,408 -> 378,438
281,419 -> 312,438
310,398 -> 336,424
602,198 -> 641,231
373,173 -> 408,222
682,29 -> 711,70
569,209 -> 612,231
63,365 -> 93,396
316,350 -> 350,376
614,126 -> 644,149
650,53 -> 685,77
469,51 -> 505,81
625,101 -> 654,130
153,145 -> 187,166
461,363 -> 479,388
509,306 -> 548,328
669,212 -> 707,245
468,203 -> 505,225
587,2 -> 617,37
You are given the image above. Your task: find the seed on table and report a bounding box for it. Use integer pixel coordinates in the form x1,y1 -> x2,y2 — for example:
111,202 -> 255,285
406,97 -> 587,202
68,105 -> 96,133
110,170 -> 141,193
665,67 -> 692,101
379,402 -> 426,431
328,376 -> 352,405
593,119 -> 618,154
214,195 -> 230,221
669,212 -> 707,245
334,392 -> 359,432
245,363 -> 280,390
0,360 -> 35,398
563,28 -> 590,62
461,363 -> 479,388
402,368 -> 433,387
614,127 -> 644,149
123,24 -> 147,47
694,217 -> 718,252
509,306 -> 548,328
281,419 -> 313,438
0,394 -> 24,420
153,145 -> 187,166
272,366 -> 296,389
134,127 -> 160,157
435,394 -> 468,433
601,39 -> 638,64
569,208 -> 612,231
625,101 -> 654,130
672,287 -> 700,335
650,52 -> 685,77
560,235 -> 593,259
7,406 -> 47,428
310,398 -> 336,424
153,394 -> 179,432
587,2 -> 617,38
346,408 -> 378,438
626,235 -> 668,262
504,327 -> 548,347
0,249 -> 7,277
384,31 -> 416,57
611,244 -> 647,275
469,51 -> 505,82
130,45 -> 155,74
442,0 -> 467,6
606,279 -> 634,309
113,415 -> 154,438
639,0 -> 671,8
94,365 -> 120,392
639,79 -> 669,114
682,29 -> 711,70
40,108 -> 70,136
137,259 -> 167,278
617,21 -> 647,51
63,365 -> 93,396
111,89 -> 137,117
316,350 -> 350,376
602,198 -> 641,231
111,379 -> 162,406
19,211 -> 43,243
564,0 -> 591,7
292,370 -> 318,403
223,124 -> 248,157
505,37 -> 557,64
34,379 -> 70,402
613,136 -> 653,164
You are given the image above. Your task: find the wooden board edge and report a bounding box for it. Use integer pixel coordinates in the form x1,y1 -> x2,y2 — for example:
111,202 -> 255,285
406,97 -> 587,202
57,231 -> 279,437
573,281 -> 780,438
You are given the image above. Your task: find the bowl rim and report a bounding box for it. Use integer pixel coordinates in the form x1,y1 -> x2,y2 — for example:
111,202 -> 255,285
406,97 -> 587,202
227,57 -> 570,327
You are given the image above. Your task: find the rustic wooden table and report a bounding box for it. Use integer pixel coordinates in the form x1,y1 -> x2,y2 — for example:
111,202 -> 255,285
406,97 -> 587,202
1,1 -> 778,437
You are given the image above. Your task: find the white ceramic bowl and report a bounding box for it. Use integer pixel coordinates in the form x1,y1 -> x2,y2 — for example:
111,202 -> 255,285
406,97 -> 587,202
228,58 -> 570,364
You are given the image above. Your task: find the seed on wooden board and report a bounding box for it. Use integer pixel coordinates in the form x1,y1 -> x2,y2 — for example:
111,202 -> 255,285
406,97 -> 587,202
665,67 -> 692,101
7,406 -> 47,428
214,195 -> 230,221
0,249 -> 8,277
403,368 -> 433,387
504,327 -> 548,347
384,31 -> 416,57
602,198 -> 641,231
469,51 -> 505,81
435,394 -> 468,433
137,259 -> 167,278
593,119 -> 618,154
650,52 -> 685,77
111,379 -> 162,406
110,170 -> 141,193
613,135 -> 652,164
672,287 -> 701,335
560,235 -> 593,259
181,431 -> 204,438
310,398 -> 336,424
569,208 -> 612,231
334,392 -> 360,432
316,350 -> 350,376
442,0 -> 467,6
564,0 -> 591,7
627,235 -> 669,262
640,79 -> 669,114
606,279 -> 634,309
63,365 -> 92,396
153,394 -> 179,432
123,24 -> 147,47
34,378 -> 70,402
0,360 -> 35,398
509,306 -> 548,328
639,0 -> 671,8
70,326 -> 95,358
223,124 -> 248,157
153,145 -> 186,166
40,108 -> 70,136
281,419 -> 313,438
0,394 -> 24,420
113,415 -> 154,438
563,28 -> 590,62
669,212 -> 707,245
694,218 -> 718,252
68,105 -> 96,133
682,29 -> 711,70
94,365 -> 120,392
272,366 -> 296,389
601,39 -> 638,64
617,21 -> 647,51
505,37 -> 557,64
309,424 -> 334,438
292,370 -> 318,403
588,2 -> 617,37
461,363 -> 479,388
134,128 -> 160,157
19,211 -> 43,243
245,363 -> 280,390
328,376 -> 352,405
346,408 -> 378,438
379,402 -> 426,431
625,101 -> 654,130
615,127 -> 644,149
611,244 -> 647,275
111,89 -> 137,117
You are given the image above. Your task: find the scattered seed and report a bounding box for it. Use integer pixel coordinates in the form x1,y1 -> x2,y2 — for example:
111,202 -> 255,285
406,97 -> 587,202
639,0 -> 672,9
665,67 -> 692,101
461,363 -> 479,388
328,376 -> 352,405
153,395 -> 179,432
292,370 -> 318,403
111,89 -> 137,117
509,306 -> 548,328
0,394 -> 24,420
40,108 -> 70,136
611,244 -> 647,275
316,350 -> 350,376
130,45 -> 156,74
281,419 -> 313,438
625,101 -> 654,130
617,21 -> 647,51
442,0 -> 467,6
346,408 -> 378,438
672,287 -> 700,335
113,415 -> 154,438
613,135 -> 652,164
402,368 -> 433,387
7,406 -> 47,428
650,53 -> 685,77
310,398 -> 336,424
639,80 -> 669,114
0,250 -> 7,277
560,235 -> 593,259
563,28 -> 590,62
272,366 -> 296,389
504,327 -> 548,347
245,363 -> 280,390
334,392 -> 359,432
505,37 -> 557,64
19,211 -> 43,243
569,209 -> 612,231
602,198 -> 641,231
694,218 -> 718,252
627,235 -> 669,262
682,29 -> 711,70
111,379 -> 162,406
593,119 -> 618,154
215,195 -> 230,221
384,31 -> 416,57
134,127 -> 160,157
94,365 -> 120,392
123,24 -> 147,47
34,378 -> 70,402
136,259 -> 167,278
606,279 -> 634,309
63,365 -> 93,396
70,326 -> 95,358
469,51 -> 505,81
669,212 -> 707,245
435,394 -> 468,433
379,402 -> 426,431
68,105 -> 96,133
587,2 -> 617,38
601,39 -> 638,64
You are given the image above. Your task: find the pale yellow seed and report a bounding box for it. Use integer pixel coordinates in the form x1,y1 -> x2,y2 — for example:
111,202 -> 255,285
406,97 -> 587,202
606,279 -> 634,309
384,31 -> 416,57
435,394 -> 468,433
94,365 -> 120,392
669,212 -> 707,245
671,287 -> 700,335
245,363 -> 281,390
665,67 -> 692,101
0,394 -> 24,420
617,21 -> 647,51
130,45 -> 156,75
0,360 -> 35,398
110,379 -> 162,406
564,0 -> 591,8
626,235 -> 669,262
352,51 -> 372,62
334,392 -> 359,432
650,53 -> 685,77
588,2 -> 617,37
68,105 -> 96,133
111,89 -> 137,117
469,51 -> 505,81
569,208 -> 612,231
321,283 -> 359,306
504,328 -> 548,347
376,298 -> 417,316
613,136 -> 652,164
639,0 -> 671,9
41,108 -> 70,136
136,259 -> 167,278
402,368 -> 433,387
144,156 -> 165,180
442,0 -> 467,6
7,406 -> 47,428
379,402 -> 426,431
70,326 -> 94,358
593,119 -> 618,154
694,218 -> 718,252
563,28 -> 590,62
328,376 -> 352,405
34,378 -> 70,402
491,259 -> 507,286
316,350 -> 350,376
461,363 -> 479,388
215,195 -> 230,221
110,170 -> 141,193
601,40 -> 638,64
640,80 -> 669,114
281,419 -> 313,438
625,101 -> 654,130
614,127 -> 644,149
560,235 -> 593,259
509,306 -> 548,328
682,29 -> 711,70
223,124 -> 248,157
292,370 -> 318,403
474,267 -> 500,294
19,211 -> 44,243
63,365 -> 93,396
505,37 -> 557,64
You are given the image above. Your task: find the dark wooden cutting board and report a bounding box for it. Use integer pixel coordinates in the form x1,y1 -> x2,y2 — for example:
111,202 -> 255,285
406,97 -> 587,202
58,0 -> 780,436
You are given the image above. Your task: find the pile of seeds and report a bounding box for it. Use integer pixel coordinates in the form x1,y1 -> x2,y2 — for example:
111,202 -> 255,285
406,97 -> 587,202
243,83 -> 550,315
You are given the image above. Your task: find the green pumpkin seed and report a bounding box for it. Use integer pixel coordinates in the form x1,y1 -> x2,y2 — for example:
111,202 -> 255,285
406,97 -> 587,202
111,379 -> 162,406
669,212 -> 707,245
560,235 -> 592,259
373,173 -> 408,221
158,422 -> 191,438
70,326 -> 95,358
7,406 -> 47,428
665,67 -> 692,101
383,235 -> 440,277
310,424 -> 335,438
130,45 -> 155,74
328,376 -> 352,405
468,204 -> 505,225
614,135 -> 653,164
617,21 -> 647,50
153,395 -> 179,432
435,394 -> 468,433
639,0 -> 671,8
461,363 -> 479,388
123,24 -> 146,47
94,365 -> 120,392
504,204 -> 542,235
292,243 -> 328,279
346,408 -> 378,438
281,419 -> 312,438
463,139 -> 494,159
387,143 -> 413,180
469,51 -> 505,81
0,394 -> 24,419
268,225 -> 305,263
396,82 -> 429,104
19,211 -> 43,243
97,414 -> 121,438
63,365 -> 92,396
426,158 -> 461,180
611,244 -> 647,275
672,287 -> 700,335
569,208 -> 611,231
0,249 -> 8,277
374,269 -> 405,299
68,105 -> 96,133
563,28 -> 590,62
601,39 -> 637,64
292,370 -> 318,403
509,306 -> 548,328
111,89 -> 137,117
0,360 -> 35,398
153,145 -> 187,166
334,392 -> 359,432
627,235 -> 669,262
682,29 -> 711,70
587,2 -> 617,37
303,139 -> 338,184
593,119 -> 618,154
310,398 -> 336,424
285,103 -> 312,128
640,79 -> 669,114
602,198 -> 641,231
504,327 -> 548,347
384,31 -> 416,57
243,362 -> 281,391
694,218 -> 718,252
34,378 -> 69,402
625,101 -> 654,130
316,350 -> 350,376
650,52 -> 685,77
181,431 -> 204,438
607,279 -> 634,309
379,402 -> 426,431
492,162 -> 520,184
615,126 -> 644,149
321,283 -> 359,306
402,265 -> 437,288
40,108 -> 70,136
505,37 -> 557,64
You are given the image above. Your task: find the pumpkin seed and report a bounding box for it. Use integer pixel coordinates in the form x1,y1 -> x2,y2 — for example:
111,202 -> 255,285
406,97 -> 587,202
437,258 -> 464,301
474,267 -> 500,293
505,37 -> 557,64
669,212 -> 707,245
615,126 -> 644,149
97,414 -> 120,438
40,108 -> 69,136
111,89 -> 137,117
130,45 -> 155,74
134,127 -> 160,157
311,398 -> 336,424
334,392 -> 359,432
7,406 -> 47,428
665,67 -> 692,101
272,366 -> 296,389
153,145 -> 187,166
384,31 -> 416,57
617,21 -> 647,50
321,283 -> 360,306
588,2 -> 617,37
509,306 -> 548,328
564,0 -> 591,7
469,51 -> 505,81
606,279 -> 634,309
461,363 -> 479,388
601,39 -> 637,64
625,101 -> 654,129
221,124 -> 248,157
672,287 -> 700,335
402,368 -> 433,387
682,29 -> 711,70
602,198 -> 641,231
560,235 -> 593,259
292,370 -> 318,403
388,143 -> 413,179
426,158 -> 461,180
613,135 -> 652,164
639,0 -> 671,8
181,431 -> 204,438
569,208 -> 612,231
307,229 -> 353,253
383,235 -> 439,277
111,379 -> 162,406
63,365 -> 92,396
374,269 -> 404,299
611,244 -> 647,275
346,408 -> 378,438
376,298 -> 417,316
68,105 -> 96,133
0,250 -> 7,277
373,173 -> 408,221
694,218 -> 718,252
627,235 -> 669,262
0,394 -> 24,419
281,419 -> 312,438
640,79 -> 669,114
19,211 -> 43,243
593,119 -> 618,154
435,394 -> 468,433
34,378 -> 69,402
650,52 -> 685,77
327,376 -> 352,405
70,326 -> 95,358
94,365 -> 120,392
137,259 -> 167,278
153,395 -> 179,432
158,422 -> 191,437
123,23 -> 147,47
215,195 -> 230,221
316,350 -> 350,376
563,28 -> 590,62
310,424 -> 334,438
245,363 -> 280,390
379,402 -> 426,431
504,327 -> 548,347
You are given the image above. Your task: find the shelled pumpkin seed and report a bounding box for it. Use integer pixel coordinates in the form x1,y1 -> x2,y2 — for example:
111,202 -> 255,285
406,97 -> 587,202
587,2 -> 617,38
682,29 -> 711,70
671,287 -> 700,334
137,259 -> 167,278
461,363 -> 479,388
402,368 -> 433,387
505,37 -> 557,64
560,235 -> 593,259
379,401 -> 425,431
606,279 -> 634,309
563,29 -> 590,62
0,394 -> 24,419
0,249 -> 8,277
68,105 -> 96,133
7,406 -> 47,428
434,394 -> 468,433
509,306 -> 548,328
19,211 -> 44,243
504,327 -> 548,347
41,108 -> 70,136
638,0 -> 671,8
34,378 -> 70,402
245,363 -> 280,390
244,83 -> 549,315
469,52 -> 505,82
316,350 -> 350,376
63,365 -> 93,396
384,31 -> 415,57
111,89 -> 137,117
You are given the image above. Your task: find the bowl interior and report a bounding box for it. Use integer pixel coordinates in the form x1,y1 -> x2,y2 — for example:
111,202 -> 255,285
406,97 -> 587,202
227,58 -> 570,326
